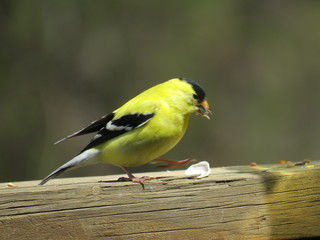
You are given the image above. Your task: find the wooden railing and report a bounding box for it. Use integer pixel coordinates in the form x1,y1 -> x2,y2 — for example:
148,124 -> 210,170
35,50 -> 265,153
1,161 -> 319,239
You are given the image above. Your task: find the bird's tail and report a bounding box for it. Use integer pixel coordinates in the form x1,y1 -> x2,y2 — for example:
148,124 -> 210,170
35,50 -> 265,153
39,149 -> 100,185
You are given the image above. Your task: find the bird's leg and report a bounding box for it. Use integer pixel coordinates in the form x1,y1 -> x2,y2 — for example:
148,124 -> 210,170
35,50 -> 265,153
152,158 -> 196,168
118,166 -> 154,189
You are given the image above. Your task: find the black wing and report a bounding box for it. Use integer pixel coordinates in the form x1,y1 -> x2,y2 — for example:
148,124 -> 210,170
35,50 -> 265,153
55,113 -> 115,144
80,112 -> 155,153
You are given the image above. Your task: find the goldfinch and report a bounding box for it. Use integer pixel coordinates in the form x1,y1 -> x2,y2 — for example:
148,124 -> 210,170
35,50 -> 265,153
39,78 -> 211,185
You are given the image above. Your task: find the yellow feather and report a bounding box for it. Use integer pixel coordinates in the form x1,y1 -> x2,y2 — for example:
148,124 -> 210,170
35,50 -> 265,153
99,78 -> 196,167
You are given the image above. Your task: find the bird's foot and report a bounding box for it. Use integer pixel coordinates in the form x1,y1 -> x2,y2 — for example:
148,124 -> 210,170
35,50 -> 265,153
117,176 -> 154,183
117,176 -> 155,189
131,176 -> 155,184
153,158 -> 196,168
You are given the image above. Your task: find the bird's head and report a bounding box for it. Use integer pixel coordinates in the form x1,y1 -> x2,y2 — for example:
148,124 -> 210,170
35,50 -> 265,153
179,78 -> 212,119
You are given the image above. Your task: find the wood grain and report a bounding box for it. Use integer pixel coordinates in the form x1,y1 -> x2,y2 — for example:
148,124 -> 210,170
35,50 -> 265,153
1,161 -> 319,240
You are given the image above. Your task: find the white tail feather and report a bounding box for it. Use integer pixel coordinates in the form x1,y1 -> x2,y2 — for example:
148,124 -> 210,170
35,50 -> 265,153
39,149 -> 100,185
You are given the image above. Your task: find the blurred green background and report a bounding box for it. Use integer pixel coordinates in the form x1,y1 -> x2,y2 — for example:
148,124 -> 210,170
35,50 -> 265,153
1,0 -> 319,183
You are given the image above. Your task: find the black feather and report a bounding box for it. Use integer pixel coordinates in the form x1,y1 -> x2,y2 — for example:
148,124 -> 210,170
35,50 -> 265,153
112,113 -> 155,129
178,77 -> 206,103
80,113 -> 154,153
74,113 -> 115,136
55,113 -> 114,144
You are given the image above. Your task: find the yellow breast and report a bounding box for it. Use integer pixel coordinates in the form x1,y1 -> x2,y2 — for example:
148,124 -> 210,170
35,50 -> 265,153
99,110 -> 191,167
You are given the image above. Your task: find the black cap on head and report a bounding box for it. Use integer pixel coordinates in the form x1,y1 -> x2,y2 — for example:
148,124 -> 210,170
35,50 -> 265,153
178,77 -> 206,103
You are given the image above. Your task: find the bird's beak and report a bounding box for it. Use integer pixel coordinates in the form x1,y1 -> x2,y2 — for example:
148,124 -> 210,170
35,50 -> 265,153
196,100 -> 212,120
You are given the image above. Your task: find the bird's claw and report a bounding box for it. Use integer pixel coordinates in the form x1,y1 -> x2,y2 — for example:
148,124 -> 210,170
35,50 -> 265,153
117,176 -> 155,189
131,176 -> 155,184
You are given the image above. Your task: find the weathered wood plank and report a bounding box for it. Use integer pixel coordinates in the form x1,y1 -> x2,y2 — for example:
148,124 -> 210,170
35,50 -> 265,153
0,161 -> 319,240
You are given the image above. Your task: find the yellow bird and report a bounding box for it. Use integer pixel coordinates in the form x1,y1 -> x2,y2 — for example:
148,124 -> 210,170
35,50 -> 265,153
39,78 -> 211,185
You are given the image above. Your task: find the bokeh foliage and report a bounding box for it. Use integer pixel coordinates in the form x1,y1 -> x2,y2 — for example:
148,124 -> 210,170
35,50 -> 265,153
1,0 -> 319,182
